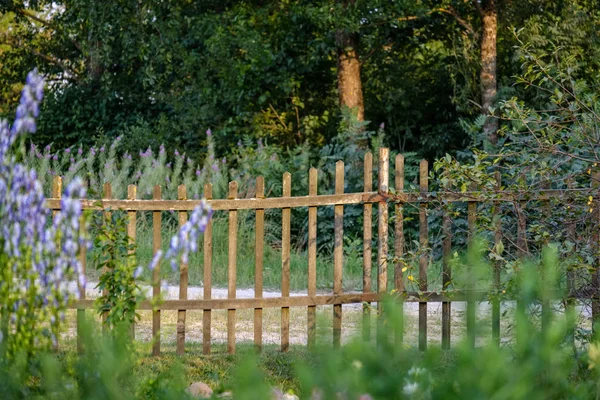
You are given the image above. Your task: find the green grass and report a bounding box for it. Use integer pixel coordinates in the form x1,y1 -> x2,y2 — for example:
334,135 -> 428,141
58,339 -> 311,395
84,210 -> 452,292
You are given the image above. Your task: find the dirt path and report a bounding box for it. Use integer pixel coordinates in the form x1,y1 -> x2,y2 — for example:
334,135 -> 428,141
64,282 -> 584,348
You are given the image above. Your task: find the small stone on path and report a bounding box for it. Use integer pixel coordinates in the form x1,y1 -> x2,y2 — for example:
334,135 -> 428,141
187,381 -> 213,398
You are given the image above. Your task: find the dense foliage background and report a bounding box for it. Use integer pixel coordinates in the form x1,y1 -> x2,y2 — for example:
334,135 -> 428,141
1,0 -> 598,161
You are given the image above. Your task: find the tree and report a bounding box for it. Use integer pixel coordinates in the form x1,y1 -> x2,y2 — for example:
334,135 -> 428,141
335,0 -> 364,121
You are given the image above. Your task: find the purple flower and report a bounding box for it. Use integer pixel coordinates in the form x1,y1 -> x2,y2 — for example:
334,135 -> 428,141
206,129 -> 212,137
379,122 -> 385,130
65,148 -> 71,154
133,266 -> 143,279
148,250 -> 163,271
99,146 -> 105,153
159,144 -> 165,155
175,150 -> 180,156
52,155 -> 58,161
0,71 -> 91,354
195,169 -> 201,176
78,147 -> 83,156
160,200 -> 212,272
211,164 -> 218,172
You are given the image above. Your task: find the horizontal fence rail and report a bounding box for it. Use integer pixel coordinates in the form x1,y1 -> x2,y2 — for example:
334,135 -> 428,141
50,148 -> 600,355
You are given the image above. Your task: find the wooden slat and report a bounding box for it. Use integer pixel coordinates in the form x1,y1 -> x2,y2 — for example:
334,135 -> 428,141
52,177 -> 62,350
127,185 -> 137,340
227,181 -> 238,354
516,174 -> 527,344
441,171 -> 452,350
333,161 -> 344,347
492,172 -> 501,345
52,176 -> 62,218
377,148 -> 389,345
566,178 -> 576,347
102,182 -> 112,329
281,173 -> 291,352
202,184 -> 213,355
593,172 -> 600,331
394,154 -> 405,346
467,182 -> 477,348
77,210 -> 87,353
72,288 -> 575,311
362,153 -> 373,342
419,160 -> 428,351
45,188 -> 594,212
152,185 -> 161,356
254,177 -> 265,351
176,185 -> 188,355
308,168 -> 318,349
540,178 -> 551,333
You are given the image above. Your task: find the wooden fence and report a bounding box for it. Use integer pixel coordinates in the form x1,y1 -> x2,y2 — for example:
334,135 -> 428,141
48,148 -> 598,354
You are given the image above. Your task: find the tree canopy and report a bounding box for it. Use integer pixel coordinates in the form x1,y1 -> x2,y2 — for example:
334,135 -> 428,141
1,0 -> 599,159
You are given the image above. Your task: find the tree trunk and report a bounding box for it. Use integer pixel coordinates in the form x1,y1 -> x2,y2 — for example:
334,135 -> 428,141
336,30 -> 364,121
480,0 -> 498,143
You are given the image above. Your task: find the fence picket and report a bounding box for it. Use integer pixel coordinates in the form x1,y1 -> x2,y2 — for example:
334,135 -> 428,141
52,177 -> 62,349
152,185 -> 161,356
52,177 -> 61,218
419,160 -> 428,351
363,153 -> 373,342
103,182 -> 112,329
394,154 -> 405,347
467,182 -> 476,348
177,185 -> 188,355
492,172 -> 502,345
127,185 -> 137,340
282,173 -> 291,352
77,182 -> 87,353
592,172 -> 600,330
228,181 -> 238,354
202,184 -> 213,355
441,172 -> 452,350
308,168 -> 318,349
254,177 -> 265,351
377,148 -> 389,345
333,161 -> 344,347
566,178 -> 576,347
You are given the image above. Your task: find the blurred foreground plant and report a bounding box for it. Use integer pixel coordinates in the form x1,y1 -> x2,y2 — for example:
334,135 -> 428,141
0,70 -> 89,358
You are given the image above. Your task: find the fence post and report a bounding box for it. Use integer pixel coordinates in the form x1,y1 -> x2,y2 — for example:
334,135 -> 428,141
492,172 -> 502,345
176,185 -> 187,355
77,180 -> 87,353
255,177 -> 265,351
362,153 -> 373,342
394,154 -> 405,347
441,171 -> 452,350
467,182 -> 477,348
203,184 -> 213,355
377,148 -> 389,345
281,173 -> 291,352
127,185 -> 137,341
52,177 -> 62,350
228,181 -> 238,354
593,171 -> 600,332
308,169 -> 318,349
419,160 -> 428,351
566,178 -> 576,348
103,182 -> 113,330
152,185 -> 161,356
333,161 -> 344,347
